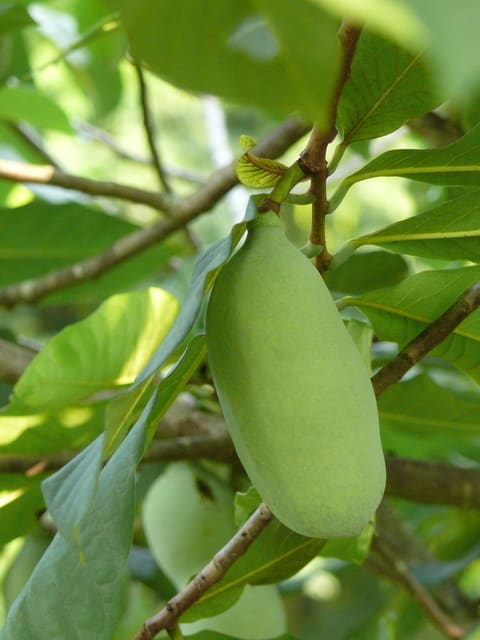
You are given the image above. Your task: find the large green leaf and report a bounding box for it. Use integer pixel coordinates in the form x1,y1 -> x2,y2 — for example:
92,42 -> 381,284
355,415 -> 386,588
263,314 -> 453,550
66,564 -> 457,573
120,0 -> 341,126
10,288 -> 178,411
330,123 -> 480,211
337,31 -> 438,148
379,374 -> 480,435
403,0 -> 480,99
135,197 -> 259,386
0,85 -> 71,132
0,4 -> 35,36
344,265 -> 480,382
0,200 -> 177,302
0,395 -> 152,640
0,475 -> 44,548
354,190 -> 480,263
0,402 -> 105,454
325,250 -> 408,295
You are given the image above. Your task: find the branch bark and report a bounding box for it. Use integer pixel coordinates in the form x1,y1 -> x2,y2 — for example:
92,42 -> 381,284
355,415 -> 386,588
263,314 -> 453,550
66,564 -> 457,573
0,118 -> 310,307
134,503 -> 274,640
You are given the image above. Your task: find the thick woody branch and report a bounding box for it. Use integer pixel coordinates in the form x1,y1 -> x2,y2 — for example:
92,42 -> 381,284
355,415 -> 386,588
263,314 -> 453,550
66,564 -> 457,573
372,281 -> 480,397
134,503 -> 274,640
0,118 -> 310,307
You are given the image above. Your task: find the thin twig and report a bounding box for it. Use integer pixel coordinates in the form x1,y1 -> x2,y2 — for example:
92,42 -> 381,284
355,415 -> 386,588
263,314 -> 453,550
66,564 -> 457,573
8,122 -> 62,169
371,537 -> 466,639
132,60 -> 171,194
0,118 -> 311,307
299,22 -> 361,274
134,503 -> 274,640
372,281 -> 480,397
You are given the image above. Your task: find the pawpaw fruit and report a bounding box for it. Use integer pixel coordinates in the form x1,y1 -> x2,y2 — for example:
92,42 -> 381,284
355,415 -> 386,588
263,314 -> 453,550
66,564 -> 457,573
206,211 -> 385,538
142,462 -> 287,638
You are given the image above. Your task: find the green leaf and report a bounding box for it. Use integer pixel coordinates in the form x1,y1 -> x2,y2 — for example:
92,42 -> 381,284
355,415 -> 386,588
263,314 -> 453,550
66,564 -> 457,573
0,403 -> 105,454
135,197 -> 259,386
330,123 -> 480,212
379,374 -> 480,435
186,634 -> 300,640
403,0 -> 480,99
321,520 -> 375,565
0,85 -> 71,132
325,250 -> 409,295
120,0 -> 341,125
0,394 -> 152,640
345,265 -> 480,382
0,4 -> 35,35
10,288 -> 178,411
354,190 -> 480,263
311,0 -> 425,50
0,475 -> 44,548
236,152 -> 288,188
337,31 -> 439,148
183,490 -> 324,621
0,200 -> 177,302
105,334 -> 207,455
41,436 -> 103,544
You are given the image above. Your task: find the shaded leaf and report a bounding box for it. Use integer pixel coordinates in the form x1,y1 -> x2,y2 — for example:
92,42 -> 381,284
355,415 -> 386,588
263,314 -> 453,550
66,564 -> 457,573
41,435 -> 103,543
325,250 -> 409,295
379,374 -> 480,435
0,4 -> 35,35
135,197 -> 259,386
0,395 -> 153,640
236,152 -> 288,188
0,475 -> 44,548
330,123 -> 480,212
0,85 -> 71,132
121,0 -> 340,125
344,265 -> 480,382
354,190 -> 480,263
10,288 -> 178,411
321,521 -> 375,565
337,31 -> 439,147
0,200 -> 177,302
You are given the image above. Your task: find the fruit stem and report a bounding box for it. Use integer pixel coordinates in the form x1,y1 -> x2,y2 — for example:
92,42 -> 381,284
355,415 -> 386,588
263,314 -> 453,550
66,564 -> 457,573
258,162 -> 307,214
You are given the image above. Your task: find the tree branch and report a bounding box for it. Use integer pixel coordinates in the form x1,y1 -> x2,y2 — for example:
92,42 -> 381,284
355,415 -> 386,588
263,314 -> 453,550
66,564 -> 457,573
133,60 -> 172,194
0,118 -> 311,307
372,281 -> 480,397
299,22 -> 361,274
0,338 -> 35,385
134,503 -> 274,640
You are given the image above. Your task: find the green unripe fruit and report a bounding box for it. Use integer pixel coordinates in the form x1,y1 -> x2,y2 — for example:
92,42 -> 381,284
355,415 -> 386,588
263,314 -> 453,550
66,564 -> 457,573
142,462 -> 236,587
142,462 -> 287,638
182,584 -> 286,639
206,212 -> 386,538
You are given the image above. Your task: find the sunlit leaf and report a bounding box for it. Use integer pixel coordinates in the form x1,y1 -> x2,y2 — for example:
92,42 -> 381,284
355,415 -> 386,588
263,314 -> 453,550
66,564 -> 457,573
10,288 -> 178,411
0,85 -> 71,132
0,475 -> 44,548
330,123 -> 480,211
354,190 -> 480,263
236,152 -> 288,188
337,31 -> 439,147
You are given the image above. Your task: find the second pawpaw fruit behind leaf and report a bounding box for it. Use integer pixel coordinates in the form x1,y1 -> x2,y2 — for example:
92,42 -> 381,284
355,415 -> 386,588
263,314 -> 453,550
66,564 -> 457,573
206,211 -> 386,538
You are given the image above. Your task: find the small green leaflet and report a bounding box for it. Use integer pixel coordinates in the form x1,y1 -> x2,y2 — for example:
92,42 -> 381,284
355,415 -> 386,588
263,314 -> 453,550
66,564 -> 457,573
236,152 -> 288,188
354,189 -> 480,263
344,265 -> 480,382
330,123 -> 480,212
